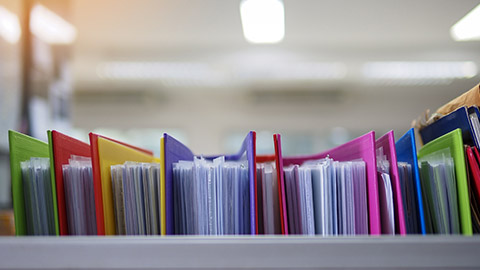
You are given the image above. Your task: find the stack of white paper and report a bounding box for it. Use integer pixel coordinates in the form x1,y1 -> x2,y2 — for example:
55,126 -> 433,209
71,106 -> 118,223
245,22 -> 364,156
377,147 -> 395,235
62,155 -> 96,235
111,162 -> 161,235
283,158 -> 367,236
172,157 -> 250,235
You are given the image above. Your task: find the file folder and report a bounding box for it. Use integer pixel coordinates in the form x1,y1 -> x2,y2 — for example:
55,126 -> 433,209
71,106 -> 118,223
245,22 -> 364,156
162,134 -> 194,235
417,128 -> 473,235
89,133 -> 154,235
97,137 -> 156,235
395,128 -> 427,234
468,146 -> 480,232
8,130 -> 58,235
281,131 -> 381,235
162,131 -> 257,235
420,107 -> 476,147
256,154 -> 276,163
376,131 -> 406,235
273,134 -> 289,235
159,137 -> 166,235
468,106 -> 480,148
255,154 -> 276,234
228,131 -> 256,235
48,130 -> 91,235
467,147 -> 480,207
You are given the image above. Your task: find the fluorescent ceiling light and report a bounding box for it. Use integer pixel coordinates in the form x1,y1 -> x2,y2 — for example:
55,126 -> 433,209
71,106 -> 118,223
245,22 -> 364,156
97,61 -> 346,87
238,62 -> 347,80
363,61 -> 478,81
240,0 -> 285,44
0,6 -> 21,44
30,4 -> 77,44
97,61 -> 226,87
451,4 -> 480,41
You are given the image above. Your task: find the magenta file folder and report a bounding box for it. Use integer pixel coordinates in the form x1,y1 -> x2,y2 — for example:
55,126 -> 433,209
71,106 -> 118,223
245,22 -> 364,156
282,131 -> 380,235
376,131 -> 406,235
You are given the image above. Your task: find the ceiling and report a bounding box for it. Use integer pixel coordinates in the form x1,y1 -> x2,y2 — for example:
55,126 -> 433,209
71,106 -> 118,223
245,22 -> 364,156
70,0 -> 480,91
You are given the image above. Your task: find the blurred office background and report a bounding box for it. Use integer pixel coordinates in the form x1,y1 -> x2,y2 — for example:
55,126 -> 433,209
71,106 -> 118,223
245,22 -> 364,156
0,0 -> 479,209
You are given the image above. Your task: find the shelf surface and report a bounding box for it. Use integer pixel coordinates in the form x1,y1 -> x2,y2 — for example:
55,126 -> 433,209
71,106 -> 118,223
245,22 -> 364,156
0,235 -> 479,270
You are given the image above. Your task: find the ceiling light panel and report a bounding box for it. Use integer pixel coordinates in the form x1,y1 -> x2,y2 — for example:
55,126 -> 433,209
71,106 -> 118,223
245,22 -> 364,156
240,0 -> 285,44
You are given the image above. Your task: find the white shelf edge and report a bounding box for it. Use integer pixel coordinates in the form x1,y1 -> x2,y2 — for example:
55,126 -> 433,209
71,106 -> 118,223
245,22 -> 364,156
0,235 -> 479,269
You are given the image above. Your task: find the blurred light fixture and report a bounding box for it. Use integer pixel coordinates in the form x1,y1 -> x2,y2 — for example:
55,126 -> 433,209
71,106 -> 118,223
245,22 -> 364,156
363,61 -> 478,83
30,4 -> 77,44
97,61 -> 226,87
237,62 -> 347,80
240,0 -> 285,44
97,61 -> 347,86
0,6 -> 21,44
451,4 -> 480,41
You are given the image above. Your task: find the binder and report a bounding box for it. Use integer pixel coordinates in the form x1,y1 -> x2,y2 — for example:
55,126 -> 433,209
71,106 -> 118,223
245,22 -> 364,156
420,107 -> 476,147
89,133 -> 155,235
8,130 -> 58,235
376,131 -> 406,235
281,131 -> 381,235
417,128 -> 472,235
162,131 -> 257,235
48,130 -> 91,235
395,128 -> 427,234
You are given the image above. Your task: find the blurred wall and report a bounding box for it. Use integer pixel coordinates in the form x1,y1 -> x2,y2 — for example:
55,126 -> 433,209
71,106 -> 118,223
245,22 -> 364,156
72,81 -> 474,154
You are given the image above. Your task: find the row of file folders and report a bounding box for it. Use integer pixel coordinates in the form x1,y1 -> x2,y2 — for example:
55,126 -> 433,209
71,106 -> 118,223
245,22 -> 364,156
8,106 -> 480,236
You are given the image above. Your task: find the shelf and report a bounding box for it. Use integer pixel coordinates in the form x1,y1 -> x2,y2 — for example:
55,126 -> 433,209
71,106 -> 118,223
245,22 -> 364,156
1,236 -> 479,269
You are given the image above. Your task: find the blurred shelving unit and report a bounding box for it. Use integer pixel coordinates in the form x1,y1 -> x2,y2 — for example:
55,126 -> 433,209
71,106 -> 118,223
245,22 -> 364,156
0,236 -> 479,269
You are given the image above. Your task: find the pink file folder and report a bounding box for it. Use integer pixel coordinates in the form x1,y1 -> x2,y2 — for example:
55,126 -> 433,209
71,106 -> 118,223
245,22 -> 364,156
376,130 -> 407,235
281,131 -> 381,235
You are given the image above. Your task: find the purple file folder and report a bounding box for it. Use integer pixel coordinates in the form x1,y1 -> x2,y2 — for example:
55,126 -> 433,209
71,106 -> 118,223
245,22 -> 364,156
163,134 -> 194,235
164,131 -> 257,235
281,131 -> 380,235
206,131 -> 257,235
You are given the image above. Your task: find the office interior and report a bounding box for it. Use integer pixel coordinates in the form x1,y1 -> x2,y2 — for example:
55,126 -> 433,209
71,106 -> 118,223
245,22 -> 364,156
0,0 -> 479,222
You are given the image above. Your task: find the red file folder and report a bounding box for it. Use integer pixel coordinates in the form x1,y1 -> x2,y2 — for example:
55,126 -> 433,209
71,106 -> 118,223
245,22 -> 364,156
50,130 -> 91,235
